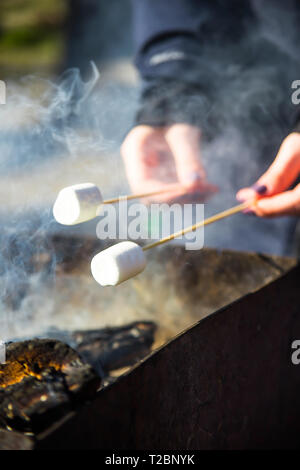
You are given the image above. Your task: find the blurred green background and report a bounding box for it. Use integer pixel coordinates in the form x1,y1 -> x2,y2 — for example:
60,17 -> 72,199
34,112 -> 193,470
0,0 -> 68,77
0,0 -> 133,79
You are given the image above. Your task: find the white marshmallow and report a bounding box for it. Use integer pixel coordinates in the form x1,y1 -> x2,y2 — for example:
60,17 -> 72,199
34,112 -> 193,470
53,183 -> 103,225
91,241 -> 146,286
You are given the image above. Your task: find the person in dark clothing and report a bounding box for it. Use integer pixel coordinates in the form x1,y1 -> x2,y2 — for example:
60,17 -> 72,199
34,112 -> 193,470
121,0 -> 300,224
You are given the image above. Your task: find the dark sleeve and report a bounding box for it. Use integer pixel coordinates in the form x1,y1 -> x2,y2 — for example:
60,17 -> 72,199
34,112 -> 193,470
131,0 -> 212,129
130,0 -> 251,130
132,0 -> 205,81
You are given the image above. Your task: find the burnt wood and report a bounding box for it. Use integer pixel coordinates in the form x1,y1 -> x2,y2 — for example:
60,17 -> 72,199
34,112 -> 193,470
12,321 -> 156,378
0,339 -> 100,436
0,322 -> 156,442
42,321 -> 156,376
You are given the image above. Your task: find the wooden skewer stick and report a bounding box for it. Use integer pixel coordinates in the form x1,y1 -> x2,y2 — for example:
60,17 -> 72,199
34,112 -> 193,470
90,199 -> 256,286
102,185 -> 182,205
142,201 -> 252,252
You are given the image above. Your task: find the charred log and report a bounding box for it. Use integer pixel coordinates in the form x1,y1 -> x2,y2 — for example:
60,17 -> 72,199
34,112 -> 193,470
0,339 -> 100,434
28,321 -> 157,377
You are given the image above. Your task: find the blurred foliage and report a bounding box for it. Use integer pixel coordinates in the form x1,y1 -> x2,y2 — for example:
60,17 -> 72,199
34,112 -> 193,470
0,0 -> 69,77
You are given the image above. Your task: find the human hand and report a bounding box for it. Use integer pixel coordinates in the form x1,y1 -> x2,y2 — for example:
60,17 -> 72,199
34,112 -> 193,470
121,123 -> 218,203
236,133 -> 300,217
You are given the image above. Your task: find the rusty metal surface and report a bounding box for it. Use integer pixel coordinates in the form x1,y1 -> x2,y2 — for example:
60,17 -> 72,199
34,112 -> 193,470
34,263 -> 300,450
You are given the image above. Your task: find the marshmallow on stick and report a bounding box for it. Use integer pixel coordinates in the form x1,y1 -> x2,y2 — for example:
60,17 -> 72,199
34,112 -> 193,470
91,201 -> 251,287
53,183 -> 182,226
91,241 -> 146,286
53,183 -> 103,225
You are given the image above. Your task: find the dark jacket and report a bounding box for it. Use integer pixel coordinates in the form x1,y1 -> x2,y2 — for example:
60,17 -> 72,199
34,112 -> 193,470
131,0 -> 300,137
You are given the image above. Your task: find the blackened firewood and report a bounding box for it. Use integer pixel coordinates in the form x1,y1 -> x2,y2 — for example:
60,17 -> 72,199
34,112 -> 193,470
44,321 -> 157,376
0,339 -> 100,434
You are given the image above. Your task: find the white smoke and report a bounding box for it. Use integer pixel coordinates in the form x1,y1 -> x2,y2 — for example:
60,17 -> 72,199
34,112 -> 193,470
0,62 -> 139,341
